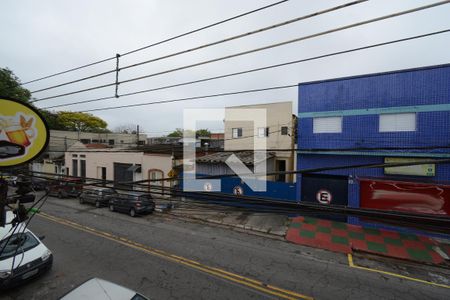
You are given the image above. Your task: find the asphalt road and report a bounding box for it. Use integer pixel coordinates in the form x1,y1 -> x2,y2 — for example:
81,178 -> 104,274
2,195 -> 449,300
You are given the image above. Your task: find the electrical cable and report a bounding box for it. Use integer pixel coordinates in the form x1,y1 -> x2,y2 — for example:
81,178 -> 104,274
32,1 -> 450,102
30,0 -> 367,94
22,0 -> 289,85
39,29 -> 450,109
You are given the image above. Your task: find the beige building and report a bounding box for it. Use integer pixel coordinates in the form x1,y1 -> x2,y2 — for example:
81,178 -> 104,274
31,130 -> 148,177
196,101 -> 296,182
225,101 -> 296,182
63,143 -> 177,194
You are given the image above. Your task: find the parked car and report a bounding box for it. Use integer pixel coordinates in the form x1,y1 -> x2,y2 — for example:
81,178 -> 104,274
31,177 -> 49,191
79,187 -> 117,208
60,277 -> 149,300
0,211 -> 53,289
48,178 -> 83,198
108,192 -> 155,217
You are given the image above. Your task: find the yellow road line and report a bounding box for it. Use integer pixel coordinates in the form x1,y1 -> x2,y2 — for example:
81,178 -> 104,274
38,212 -> 313,300
347,254 -> 450,289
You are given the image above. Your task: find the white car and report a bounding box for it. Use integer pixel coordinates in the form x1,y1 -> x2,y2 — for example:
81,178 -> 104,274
0,211 -> 53,289
61,278 -> 149,300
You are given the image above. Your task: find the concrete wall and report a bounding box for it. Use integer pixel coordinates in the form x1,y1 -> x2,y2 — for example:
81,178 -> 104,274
50,130 -> 148,154
64,150 -> 173,185
224,101 -> 293,153
224,101 -> 295,182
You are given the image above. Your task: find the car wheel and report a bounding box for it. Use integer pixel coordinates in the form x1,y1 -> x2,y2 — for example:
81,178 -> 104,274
109,204 -> 114,212
79,197 -> 84,204
129,208 -> 136,217
95,201 -> 101,208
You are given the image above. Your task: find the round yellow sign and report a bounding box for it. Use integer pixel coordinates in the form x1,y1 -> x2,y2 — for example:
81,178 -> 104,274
0,98 -> 49,167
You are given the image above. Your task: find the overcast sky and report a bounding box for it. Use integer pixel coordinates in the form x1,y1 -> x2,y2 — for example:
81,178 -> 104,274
1,0 -> 449,136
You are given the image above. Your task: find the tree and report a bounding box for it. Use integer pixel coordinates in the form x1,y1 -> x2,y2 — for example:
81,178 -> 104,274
0,68 -> 31,102
167,128 -> 211,137
39,110 -> 68,130
167,128 -> 184,137
57,111 -> 108,132
196,129 -> 211,137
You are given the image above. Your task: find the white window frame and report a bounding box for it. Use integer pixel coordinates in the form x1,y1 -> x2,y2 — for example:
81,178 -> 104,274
232,128 -> 242,139
257,127 -> 269,138
313,116 -> 342,134
379,113 -> 416,132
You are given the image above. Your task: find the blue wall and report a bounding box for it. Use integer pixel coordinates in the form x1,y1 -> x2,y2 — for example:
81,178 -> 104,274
298,64 -> 450,151
297,64 -> 450,202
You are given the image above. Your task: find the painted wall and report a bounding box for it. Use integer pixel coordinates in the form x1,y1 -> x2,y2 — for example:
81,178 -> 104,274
64,151 -> 173,184
296,64 -> 450,210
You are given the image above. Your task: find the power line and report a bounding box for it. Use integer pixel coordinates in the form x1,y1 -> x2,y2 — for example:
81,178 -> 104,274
78,85 -> 297,112
30,0 -> 367,94
32,1 -> 450,103
21,0 -> 289,86
40,29 -> 450,110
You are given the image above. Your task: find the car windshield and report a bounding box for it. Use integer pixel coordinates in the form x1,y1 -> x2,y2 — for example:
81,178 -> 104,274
0,232 -> 40,260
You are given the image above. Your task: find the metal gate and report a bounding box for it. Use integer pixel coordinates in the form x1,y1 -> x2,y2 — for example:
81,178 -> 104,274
113,163 -> 133,188
301,174 -> 348,206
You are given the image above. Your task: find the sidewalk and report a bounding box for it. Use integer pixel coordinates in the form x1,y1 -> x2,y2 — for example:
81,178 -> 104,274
286,216 -> 450,265
157,202 -> 289,236
158,201 -> 450,266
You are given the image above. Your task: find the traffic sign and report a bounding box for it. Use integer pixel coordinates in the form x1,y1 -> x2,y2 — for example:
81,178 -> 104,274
316,189 -> 332,204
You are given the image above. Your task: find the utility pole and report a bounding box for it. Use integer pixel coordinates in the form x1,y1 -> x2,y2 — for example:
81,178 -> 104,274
136,125 -> 140,147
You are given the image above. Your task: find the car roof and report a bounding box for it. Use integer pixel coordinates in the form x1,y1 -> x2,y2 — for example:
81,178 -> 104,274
118,191 -> 150,196
84,186 -> 114,191
60,278 -> 148,300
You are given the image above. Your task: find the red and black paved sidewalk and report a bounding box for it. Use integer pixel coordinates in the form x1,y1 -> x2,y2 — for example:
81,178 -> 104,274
286,216 -> 449,265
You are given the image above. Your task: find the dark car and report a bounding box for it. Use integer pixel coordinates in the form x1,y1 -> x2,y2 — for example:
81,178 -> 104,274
31,177 -> 49,191
49,178 -> 83,198
108,192 -> 155,217
79,187 -> 117,208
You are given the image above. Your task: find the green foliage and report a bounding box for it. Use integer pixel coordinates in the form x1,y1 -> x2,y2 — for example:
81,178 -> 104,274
0,67 -> 110,132
0,68 -> 31,102
167,128 -> 184,137
167,128 -> 211,137
57,111 -> 108,132
196,129 -> 211,137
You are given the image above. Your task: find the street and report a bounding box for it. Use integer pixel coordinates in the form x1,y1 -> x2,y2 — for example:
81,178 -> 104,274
2,194 -> 449,300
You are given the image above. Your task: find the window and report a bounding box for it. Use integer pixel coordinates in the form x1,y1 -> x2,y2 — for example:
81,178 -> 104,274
80,160 -> 86,178
80,139 -> 90,144
379,113 -> 416,132
92,139 -> 99,143
72,154 -> 78,158
72,159 -> 78,177
0,233 -> 40,260
257,127 -> 269,138
313,117 -> 342,133
108,139 -> 115,145
138,140 -> 145,145
281,126 -> 289,135
80,154 -> 86,158
232,128 -> 243,138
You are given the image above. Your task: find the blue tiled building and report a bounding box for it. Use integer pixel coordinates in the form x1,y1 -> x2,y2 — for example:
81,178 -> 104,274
296,64 -> 450,216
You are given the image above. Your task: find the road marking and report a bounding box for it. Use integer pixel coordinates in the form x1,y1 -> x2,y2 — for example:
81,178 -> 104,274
347,254 -> 450,289
37,212 -> 313,300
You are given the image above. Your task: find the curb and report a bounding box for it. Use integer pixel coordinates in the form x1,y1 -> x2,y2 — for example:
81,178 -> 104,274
154,211 -> 286,241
